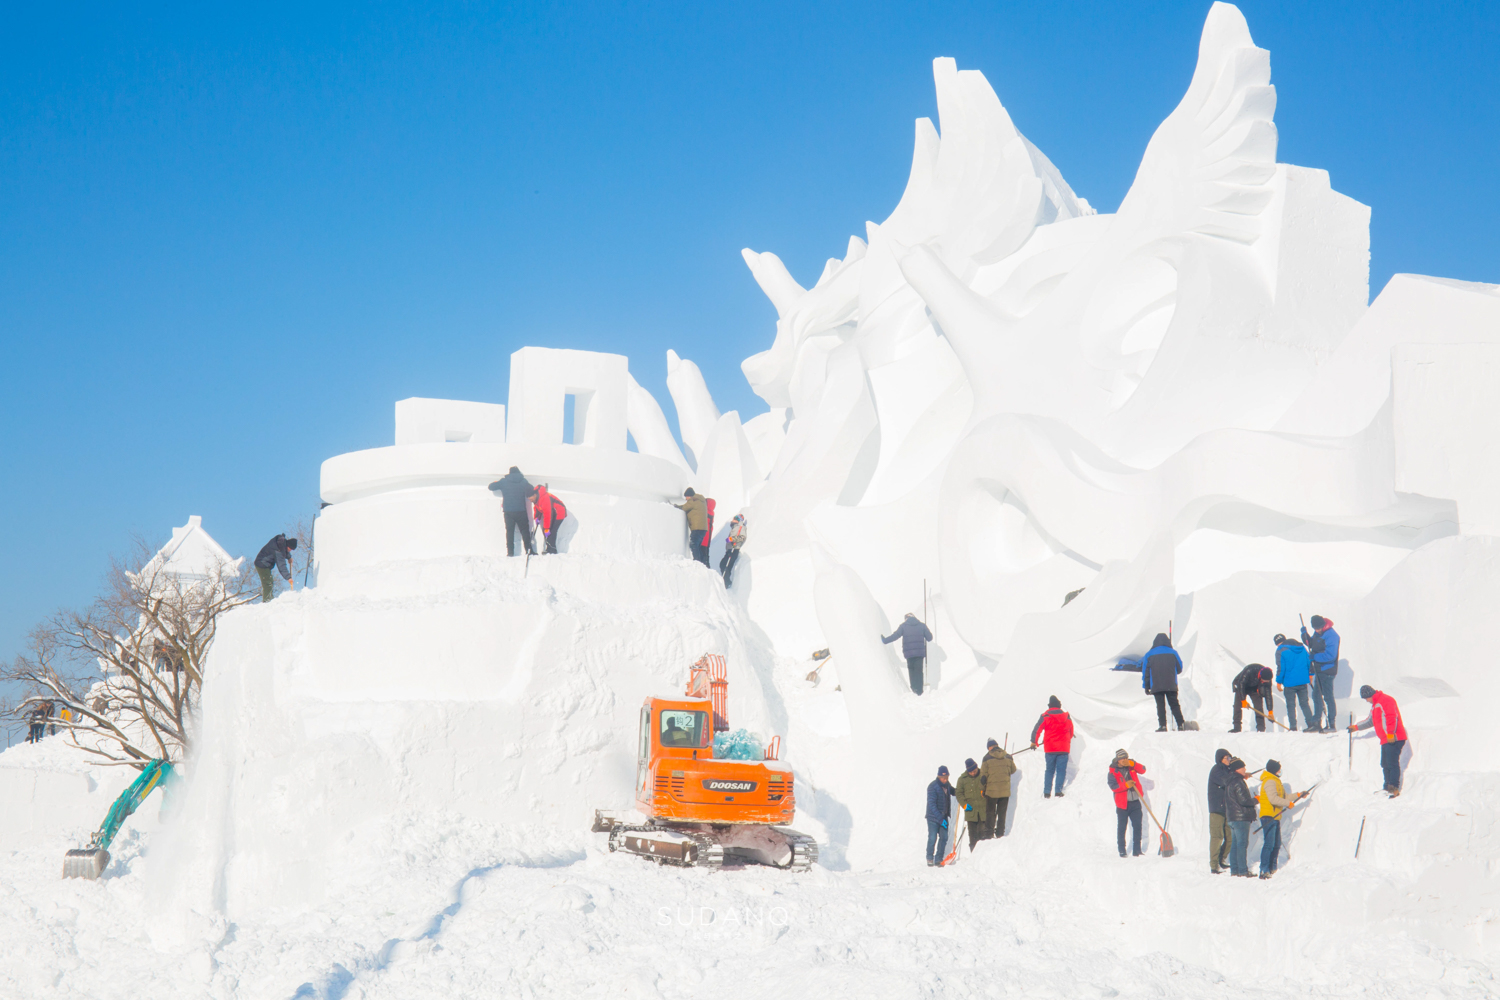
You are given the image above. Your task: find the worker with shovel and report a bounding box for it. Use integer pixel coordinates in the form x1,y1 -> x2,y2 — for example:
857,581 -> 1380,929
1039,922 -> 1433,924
1349,685 -> 1407,797
488,466 -> 535,557
1257,759 -> 1309,879
1107,750 -> 1147,857
955,759 -> 988,850
1030,696 -> 1075,798
1230,664 -> 1275,733
924,765 -> 957,866
1224,757 -> 1259,876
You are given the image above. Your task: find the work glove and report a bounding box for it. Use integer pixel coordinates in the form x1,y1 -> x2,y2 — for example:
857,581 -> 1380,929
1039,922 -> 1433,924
1241,699 -> 1249,709
941,818 -> 948,829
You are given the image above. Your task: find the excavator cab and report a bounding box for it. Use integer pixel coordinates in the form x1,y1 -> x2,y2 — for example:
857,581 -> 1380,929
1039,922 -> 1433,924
595,654 -> 817,871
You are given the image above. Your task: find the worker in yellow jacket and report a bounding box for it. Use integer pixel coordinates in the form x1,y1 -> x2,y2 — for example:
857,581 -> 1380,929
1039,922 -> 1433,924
1257,759 -> 1308,879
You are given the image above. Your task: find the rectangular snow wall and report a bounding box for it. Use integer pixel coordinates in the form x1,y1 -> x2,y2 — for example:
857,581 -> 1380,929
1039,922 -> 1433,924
507,347 -> 628,450
1393,343 -> 1500,536
395,398 -> 507,445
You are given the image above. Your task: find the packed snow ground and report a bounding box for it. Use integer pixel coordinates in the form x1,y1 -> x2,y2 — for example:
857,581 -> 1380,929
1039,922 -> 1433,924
2,725 -> 1494,999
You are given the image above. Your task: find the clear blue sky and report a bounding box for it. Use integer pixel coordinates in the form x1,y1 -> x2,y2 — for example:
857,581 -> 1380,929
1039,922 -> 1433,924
2,1 -> 1497,705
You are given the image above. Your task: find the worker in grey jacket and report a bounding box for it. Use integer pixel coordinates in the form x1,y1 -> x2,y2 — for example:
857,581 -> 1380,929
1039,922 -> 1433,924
253,534 -> 298,602
882,613 -> 934,695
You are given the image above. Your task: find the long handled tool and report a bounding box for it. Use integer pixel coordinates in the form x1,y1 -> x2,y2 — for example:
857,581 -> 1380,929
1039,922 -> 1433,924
1134,780 -> 1174,857
64,759 -> 174,879
805,648 -> 831,683
1348,712 -> 1353,771
1355,816 -> 1366,859
1245,700 -> 1292,731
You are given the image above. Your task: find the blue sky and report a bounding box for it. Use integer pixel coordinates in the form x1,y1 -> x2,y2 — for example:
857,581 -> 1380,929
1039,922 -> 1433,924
1,0 -> 1497,715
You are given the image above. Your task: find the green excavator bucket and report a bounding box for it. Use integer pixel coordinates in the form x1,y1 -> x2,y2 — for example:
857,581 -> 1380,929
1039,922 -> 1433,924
61,759 -> 172,881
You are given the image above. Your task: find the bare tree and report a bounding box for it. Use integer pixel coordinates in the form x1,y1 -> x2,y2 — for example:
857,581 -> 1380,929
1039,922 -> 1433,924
5,536 -> 258,769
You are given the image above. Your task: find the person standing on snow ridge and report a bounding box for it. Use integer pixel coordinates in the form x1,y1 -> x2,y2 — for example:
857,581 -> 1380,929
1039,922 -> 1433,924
253,534 -> 298,602
27,701 -> 47,743
1224,757 -> 1258,877
1302,615 -> 1341,733
1030,696 -> 1075,798
532,484 -> 567,554
925,765 -> 957,866
1256,759 -> 1308,879
1107,750 -> 1147,858
979,738 -> 1016,838
1142,633 -> 1186,732
1274,635 -> 1314,731
1207,748 -> 1233,874
488,466 -> 535,557
882,613 -> 934,695
720,514 -> 746,587
674,489 -> 710,567
1231,664 -> 1274,733
955,758 -> 988,850
1349,685 -> 1407,796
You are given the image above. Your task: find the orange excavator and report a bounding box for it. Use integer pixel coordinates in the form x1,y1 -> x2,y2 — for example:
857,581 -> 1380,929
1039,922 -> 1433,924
592,654 -> 818,871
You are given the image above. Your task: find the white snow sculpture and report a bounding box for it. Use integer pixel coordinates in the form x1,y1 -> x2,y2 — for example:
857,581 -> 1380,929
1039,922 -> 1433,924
506,346 -> 627,449
394,397 -> 506,445
710,0 -> 1494,870
664,349 -> 721,469
316,347 -> 689,578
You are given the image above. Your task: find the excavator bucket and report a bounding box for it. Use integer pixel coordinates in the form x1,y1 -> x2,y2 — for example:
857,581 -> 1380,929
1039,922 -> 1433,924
63,847 -> 109,880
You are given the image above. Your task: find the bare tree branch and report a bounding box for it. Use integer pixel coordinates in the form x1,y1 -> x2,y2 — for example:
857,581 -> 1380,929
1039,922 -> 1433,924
5,535 -> 259,770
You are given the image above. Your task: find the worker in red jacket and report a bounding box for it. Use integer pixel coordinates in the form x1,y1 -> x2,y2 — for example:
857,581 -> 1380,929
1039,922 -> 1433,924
1107,750 -> 1147,857
532,485 -> 567,554
1030,696 -> 1075,799
1349,685 -> 1407,796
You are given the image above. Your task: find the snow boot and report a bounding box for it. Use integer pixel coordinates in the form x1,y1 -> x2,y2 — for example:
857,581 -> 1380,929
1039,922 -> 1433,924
1385,784 -> 1401,798
927,858 -> 936,866
1119,851 -> 1127,858
1229,727 -> 1242,733
1156,726 -> 1167,732
1258,872 -> 1272,879
1055,792 -> 1065,798
1043,793 -> 1051,799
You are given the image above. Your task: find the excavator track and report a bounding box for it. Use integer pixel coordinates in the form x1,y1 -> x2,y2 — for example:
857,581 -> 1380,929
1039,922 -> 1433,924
607,823 -> 817,872
770,828 -> 819,872
608,825 -> 726,870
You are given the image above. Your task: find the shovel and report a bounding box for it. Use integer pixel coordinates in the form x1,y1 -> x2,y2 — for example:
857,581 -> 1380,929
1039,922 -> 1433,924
1138,787 -> 1174,857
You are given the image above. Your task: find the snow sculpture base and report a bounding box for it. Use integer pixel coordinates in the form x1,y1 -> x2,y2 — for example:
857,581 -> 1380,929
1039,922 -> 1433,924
161,553 -> 778,922
316,443 -> 689,578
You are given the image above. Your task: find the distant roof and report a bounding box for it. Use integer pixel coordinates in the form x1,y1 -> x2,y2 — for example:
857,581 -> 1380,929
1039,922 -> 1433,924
141,516 -> 242,581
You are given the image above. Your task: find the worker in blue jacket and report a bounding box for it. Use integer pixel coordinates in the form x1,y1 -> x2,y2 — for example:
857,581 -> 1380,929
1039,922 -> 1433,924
1273,634 -> 1313,731
1141,632 -> 1186,732
924,765 -> 956,866
1301,615 -> 1341,733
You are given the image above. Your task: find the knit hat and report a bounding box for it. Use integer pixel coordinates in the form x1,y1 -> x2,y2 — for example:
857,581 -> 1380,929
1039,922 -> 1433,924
1359,684 -> 1375,699
1310,615 -> 1327,629
986,738 -> 998,748
1215,747 -> 1231,763
1273,633 -> 1286,645
684,488 -> 695,497
965,758 -> 978,771
1259,665 -> 1273,682
285,538 -> 298,550
1265,759 -> 1281,775
1114,748 -> 1129,760
1048,695 -> 1061,709
1227,757 -> 1246,771
937,765 -> 949,776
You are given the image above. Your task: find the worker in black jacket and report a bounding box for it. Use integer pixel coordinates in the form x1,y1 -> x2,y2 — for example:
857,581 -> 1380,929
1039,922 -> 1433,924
1231,664 -> 1274,733
254,534 -> 298,602
1224,757 -> 1258,876
488,466 -> 535,557
1206,748 -> 1233,873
